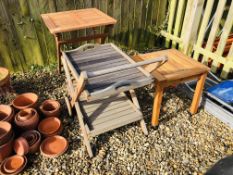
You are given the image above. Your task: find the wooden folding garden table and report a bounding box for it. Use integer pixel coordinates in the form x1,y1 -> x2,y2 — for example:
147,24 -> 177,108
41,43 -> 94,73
133,49 -> 210,127
41,8 -> 168,157
41,8 -> 117,73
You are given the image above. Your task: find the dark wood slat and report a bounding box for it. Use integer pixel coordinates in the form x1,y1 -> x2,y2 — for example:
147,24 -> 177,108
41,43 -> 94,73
84,99 -> 127,113
69,47 -> 114,59
77,57 -> 125,69
72,50 -> 119,61
81,94 -> 126,107
70,52 -> 121,64
69,45 -> 113,57
87,74 -> 145,90
87,68 -> 142,83
73,55 -> 125,67
89,112 -> 142,136
78,60 -> 129,72
90,106 -> 135,125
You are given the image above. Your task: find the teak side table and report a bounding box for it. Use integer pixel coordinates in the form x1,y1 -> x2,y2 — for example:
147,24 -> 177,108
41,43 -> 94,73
133,49 -> 210,126
41,8 -> 117,73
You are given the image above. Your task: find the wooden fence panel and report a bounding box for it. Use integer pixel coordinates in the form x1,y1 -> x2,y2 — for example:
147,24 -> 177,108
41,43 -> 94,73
162,0 -> 233,79
0,0 -> 168,71
193,0 -> 215,60
200,0 -> 227,64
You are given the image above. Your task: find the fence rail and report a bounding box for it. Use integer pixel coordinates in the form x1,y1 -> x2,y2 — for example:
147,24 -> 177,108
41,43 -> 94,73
0,0 -> 168,71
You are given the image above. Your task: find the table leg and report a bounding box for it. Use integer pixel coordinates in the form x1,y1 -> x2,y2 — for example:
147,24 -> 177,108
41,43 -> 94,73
54,34 -> 62,73
152,84 -> 164,126
101,25 -> 114,44
92,27 -> 102,44
190,73 -> 207,114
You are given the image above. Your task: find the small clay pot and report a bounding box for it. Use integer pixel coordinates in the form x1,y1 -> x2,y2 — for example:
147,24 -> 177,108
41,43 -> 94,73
39,100 -> 61,117
15,108 -> 39,130
12,93 -> 38,110
0,105 -> 14,123
3,155 -> 24,173
40,135 -> 68,158
0,121 -> 12,146
0,133 -> 14,163
38,117 -> 62,137
17,109 -> 33,121
0,67 -> 10,87
21,130 -> 41,154
13,137 -> 29,156
0,155 -> 27,175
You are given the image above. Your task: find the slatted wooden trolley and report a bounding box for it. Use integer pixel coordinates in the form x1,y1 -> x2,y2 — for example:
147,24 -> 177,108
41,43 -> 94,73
62,43 -> 167,157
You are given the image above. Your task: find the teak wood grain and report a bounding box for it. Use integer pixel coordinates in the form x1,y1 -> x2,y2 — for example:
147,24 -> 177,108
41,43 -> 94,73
41,8 -> 117,34
133,49 -> 210,126
134,49 -> 209,83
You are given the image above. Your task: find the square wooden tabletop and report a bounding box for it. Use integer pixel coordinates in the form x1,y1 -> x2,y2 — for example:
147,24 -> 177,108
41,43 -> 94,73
133,49 -> 210,82
41,8 -> 117,34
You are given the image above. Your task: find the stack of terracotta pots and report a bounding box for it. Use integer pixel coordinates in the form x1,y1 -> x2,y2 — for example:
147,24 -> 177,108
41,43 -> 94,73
0,121 -> 14,163
38,100 -> 68,158
0,92 -> 68,174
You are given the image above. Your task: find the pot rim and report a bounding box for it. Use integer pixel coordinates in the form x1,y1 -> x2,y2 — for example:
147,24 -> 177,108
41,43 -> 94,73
0,105 -> 13,119
0,155 -> 27,175
0,121 -> 12,140
15,108 -> 39,126
3,155 -> 24,173
0,67 -> 9,82
40,100 -> 60,113
38,117 -> 61,135
12,92 -> 38,109
40,135 -> 68,158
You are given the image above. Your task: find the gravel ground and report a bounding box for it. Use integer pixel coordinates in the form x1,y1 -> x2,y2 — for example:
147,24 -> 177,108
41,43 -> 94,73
1,68 -> 233,175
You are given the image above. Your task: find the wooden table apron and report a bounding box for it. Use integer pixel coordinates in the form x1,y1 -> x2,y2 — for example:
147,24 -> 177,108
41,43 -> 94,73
41,8 -> 117,73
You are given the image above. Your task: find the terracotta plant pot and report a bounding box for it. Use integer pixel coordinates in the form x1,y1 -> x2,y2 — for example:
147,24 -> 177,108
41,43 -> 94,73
12,93 -> 38,110
40,135 -> 68,158
17,110 -> 32,121
14,108 -> 39,130
0,67 -> 10,90
39,100 -> 61,117
38,117 -> 62,137
13,137 -> 29,156
0,121 -> 13,146
0,155 -> 27,175
21,130 -> 41,154
3,155 -> 24,174
0,105 -> 14,123
0,133 -> 14,163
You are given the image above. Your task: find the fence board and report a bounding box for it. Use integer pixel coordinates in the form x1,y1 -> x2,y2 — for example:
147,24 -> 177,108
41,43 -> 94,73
10,0 -> 45,66
0,0 -> 167,71
0,0 -> 25,71
172,0 -> 185,48
165,0 -> 177,48
211,1 -> 233,73
201,0 -> 227,64
193,0 -> 215,60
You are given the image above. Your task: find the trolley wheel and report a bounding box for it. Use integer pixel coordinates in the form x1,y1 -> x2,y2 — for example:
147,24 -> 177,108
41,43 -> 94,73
65,96 -> 72,117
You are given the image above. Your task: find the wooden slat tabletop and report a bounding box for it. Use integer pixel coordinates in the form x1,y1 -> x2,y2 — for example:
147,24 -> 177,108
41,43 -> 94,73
133,49 -> 210,82
65,44 -> 149,93
41,8 -> 117,34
